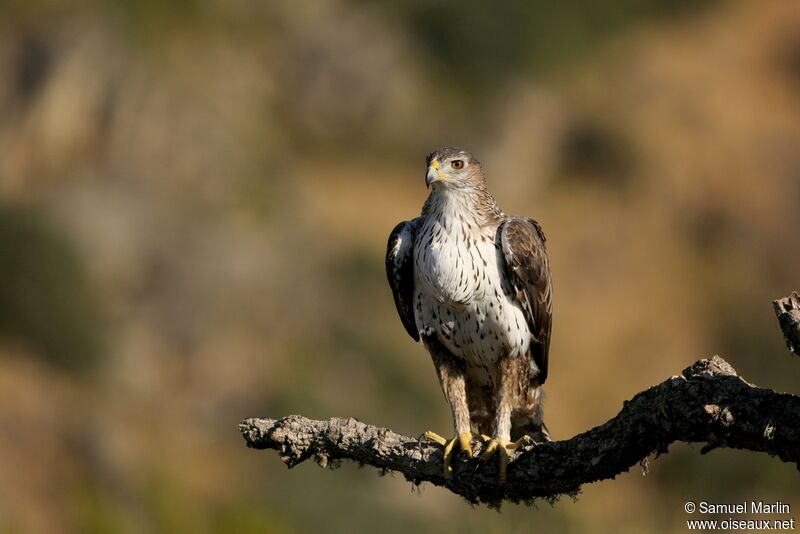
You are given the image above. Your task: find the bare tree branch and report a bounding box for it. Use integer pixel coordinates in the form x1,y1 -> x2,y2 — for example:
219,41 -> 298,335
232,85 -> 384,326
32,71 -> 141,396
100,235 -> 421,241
240,356 -> 800,504
774,291 -> 800,356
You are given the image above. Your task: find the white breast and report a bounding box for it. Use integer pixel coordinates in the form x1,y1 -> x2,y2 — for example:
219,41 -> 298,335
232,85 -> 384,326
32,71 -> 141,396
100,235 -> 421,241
414,217 -> 493,304
413,204 -> 531,374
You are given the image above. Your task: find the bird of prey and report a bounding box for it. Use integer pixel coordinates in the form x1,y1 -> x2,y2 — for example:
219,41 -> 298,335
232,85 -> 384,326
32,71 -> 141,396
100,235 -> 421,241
386,147 -> 552,483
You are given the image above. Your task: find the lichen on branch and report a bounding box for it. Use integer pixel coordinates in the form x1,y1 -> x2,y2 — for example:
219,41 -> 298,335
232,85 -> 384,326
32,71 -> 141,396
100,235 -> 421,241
239,294 -> 800,504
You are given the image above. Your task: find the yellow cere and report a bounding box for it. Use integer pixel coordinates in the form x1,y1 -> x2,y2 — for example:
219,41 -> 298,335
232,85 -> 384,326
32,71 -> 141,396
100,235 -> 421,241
431,159 -> 440,170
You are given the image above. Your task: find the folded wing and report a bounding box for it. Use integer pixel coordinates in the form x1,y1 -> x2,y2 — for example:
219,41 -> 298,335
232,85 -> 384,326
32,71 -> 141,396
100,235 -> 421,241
499,217 -> 552,385
386,219 -> 420,342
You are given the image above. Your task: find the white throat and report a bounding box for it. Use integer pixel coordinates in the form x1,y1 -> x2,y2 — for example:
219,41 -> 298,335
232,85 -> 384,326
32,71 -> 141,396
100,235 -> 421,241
427,187 -> 483,227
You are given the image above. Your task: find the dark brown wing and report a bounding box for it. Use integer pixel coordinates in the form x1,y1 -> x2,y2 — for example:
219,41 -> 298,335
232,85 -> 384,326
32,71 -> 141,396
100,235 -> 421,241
386,219 -> 420,342
499,217 -> 552,385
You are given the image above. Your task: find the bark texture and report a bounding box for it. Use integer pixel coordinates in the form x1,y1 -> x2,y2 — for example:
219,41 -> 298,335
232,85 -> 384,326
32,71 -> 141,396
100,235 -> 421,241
240,293 -> 800,504
774,291 -> 800,356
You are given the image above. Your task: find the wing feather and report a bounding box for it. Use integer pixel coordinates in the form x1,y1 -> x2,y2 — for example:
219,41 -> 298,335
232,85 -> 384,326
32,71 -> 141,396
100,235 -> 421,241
499,217 -> 552,385
386,219 -> 420,342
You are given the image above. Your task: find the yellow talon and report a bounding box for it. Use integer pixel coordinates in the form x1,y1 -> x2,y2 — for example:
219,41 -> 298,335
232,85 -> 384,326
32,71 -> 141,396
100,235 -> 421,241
457,432 -> 473,458
480,437 -> 509,461
507,435 -> 534,451
481,436 -> 534,485
421,431 -> 447,446
421,431 -> 475,479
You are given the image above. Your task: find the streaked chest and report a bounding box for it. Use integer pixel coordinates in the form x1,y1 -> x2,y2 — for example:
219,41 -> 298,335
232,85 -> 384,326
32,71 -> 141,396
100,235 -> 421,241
413,212 -> 500,305
412,213 -> 532,368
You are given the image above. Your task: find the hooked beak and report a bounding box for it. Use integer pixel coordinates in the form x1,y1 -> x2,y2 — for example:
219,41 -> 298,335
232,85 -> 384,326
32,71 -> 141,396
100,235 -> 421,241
425,159 -> 440,188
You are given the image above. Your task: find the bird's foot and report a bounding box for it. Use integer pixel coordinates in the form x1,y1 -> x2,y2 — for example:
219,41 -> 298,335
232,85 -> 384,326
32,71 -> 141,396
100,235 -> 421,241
480,435 -> 533,484
480,437 -> 510,484
421,431 -> 474,479
507,434 -> 535,451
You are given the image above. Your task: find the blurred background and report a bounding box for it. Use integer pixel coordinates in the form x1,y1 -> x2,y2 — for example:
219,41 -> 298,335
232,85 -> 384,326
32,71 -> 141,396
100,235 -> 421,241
1,0 -> 799,531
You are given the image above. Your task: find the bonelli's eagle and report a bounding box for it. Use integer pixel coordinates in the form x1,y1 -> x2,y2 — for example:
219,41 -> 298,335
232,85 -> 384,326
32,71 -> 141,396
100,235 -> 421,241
386,147 -> 552,483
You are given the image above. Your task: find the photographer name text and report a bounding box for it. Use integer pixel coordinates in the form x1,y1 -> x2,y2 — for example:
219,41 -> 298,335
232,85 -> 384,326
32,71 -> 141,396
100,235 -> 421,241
697,502 -> 791,515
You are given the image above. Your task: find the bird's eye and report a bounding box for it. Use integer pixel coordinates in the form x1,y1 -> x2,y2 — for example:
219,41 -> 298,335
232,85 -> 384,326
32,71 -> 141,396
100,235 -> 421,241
451,160 -> 464,170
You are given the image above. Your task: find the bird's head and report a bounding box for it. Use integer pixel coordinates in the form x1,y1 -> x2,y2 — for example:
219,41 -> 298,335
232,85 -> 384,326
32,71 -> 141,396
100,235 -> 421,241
425,147 -> 483,190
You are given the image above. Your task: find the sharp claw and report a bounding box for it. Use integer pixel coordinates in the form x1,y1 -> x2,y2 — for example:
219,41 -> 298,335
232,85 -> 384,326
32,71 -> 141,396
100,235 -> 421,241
443,437 -> 457,478
421,431 -> 447,446
498,447 -> 509,485
506,435 -> 534,451
480,437 -> 512,485
458,432 -> 473,458
423,431 -> 478,479
481,439 -> 501,462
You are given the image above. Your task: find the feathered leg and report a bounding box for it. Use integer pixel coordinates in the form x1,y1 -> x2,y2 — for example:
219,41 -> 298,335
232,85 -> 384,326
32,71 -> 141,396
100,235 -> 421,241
422,336 -> 473,479
482,355 -> 528,484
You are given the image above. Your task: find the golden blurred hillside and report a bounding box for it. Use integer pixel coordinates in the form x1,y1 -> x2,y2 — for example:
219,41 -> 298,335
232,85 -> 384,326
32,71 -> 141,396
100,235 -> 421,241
0,0 -> 798,532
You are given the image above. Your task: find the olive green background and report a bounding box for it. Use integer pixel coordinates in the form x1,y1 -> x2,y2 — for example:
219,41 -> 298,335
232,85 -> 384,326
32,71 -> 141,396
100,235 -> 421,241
0,0 -> 798,532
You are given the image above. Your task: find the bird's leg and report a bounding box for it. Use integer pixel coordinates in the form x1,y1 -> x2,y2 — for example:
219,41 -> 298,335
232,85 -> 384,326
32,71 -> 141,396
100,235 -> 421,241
422,341 -> 474,479
440,375 -> 474,479
480,415 -> 512,484
481,356 -> 519,485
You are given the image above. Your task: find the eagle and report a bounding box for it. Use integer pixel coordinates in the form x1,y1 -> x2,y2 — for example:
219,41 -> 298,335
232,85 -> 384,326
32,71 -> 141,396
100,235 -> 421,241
386,147 -> 552,483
